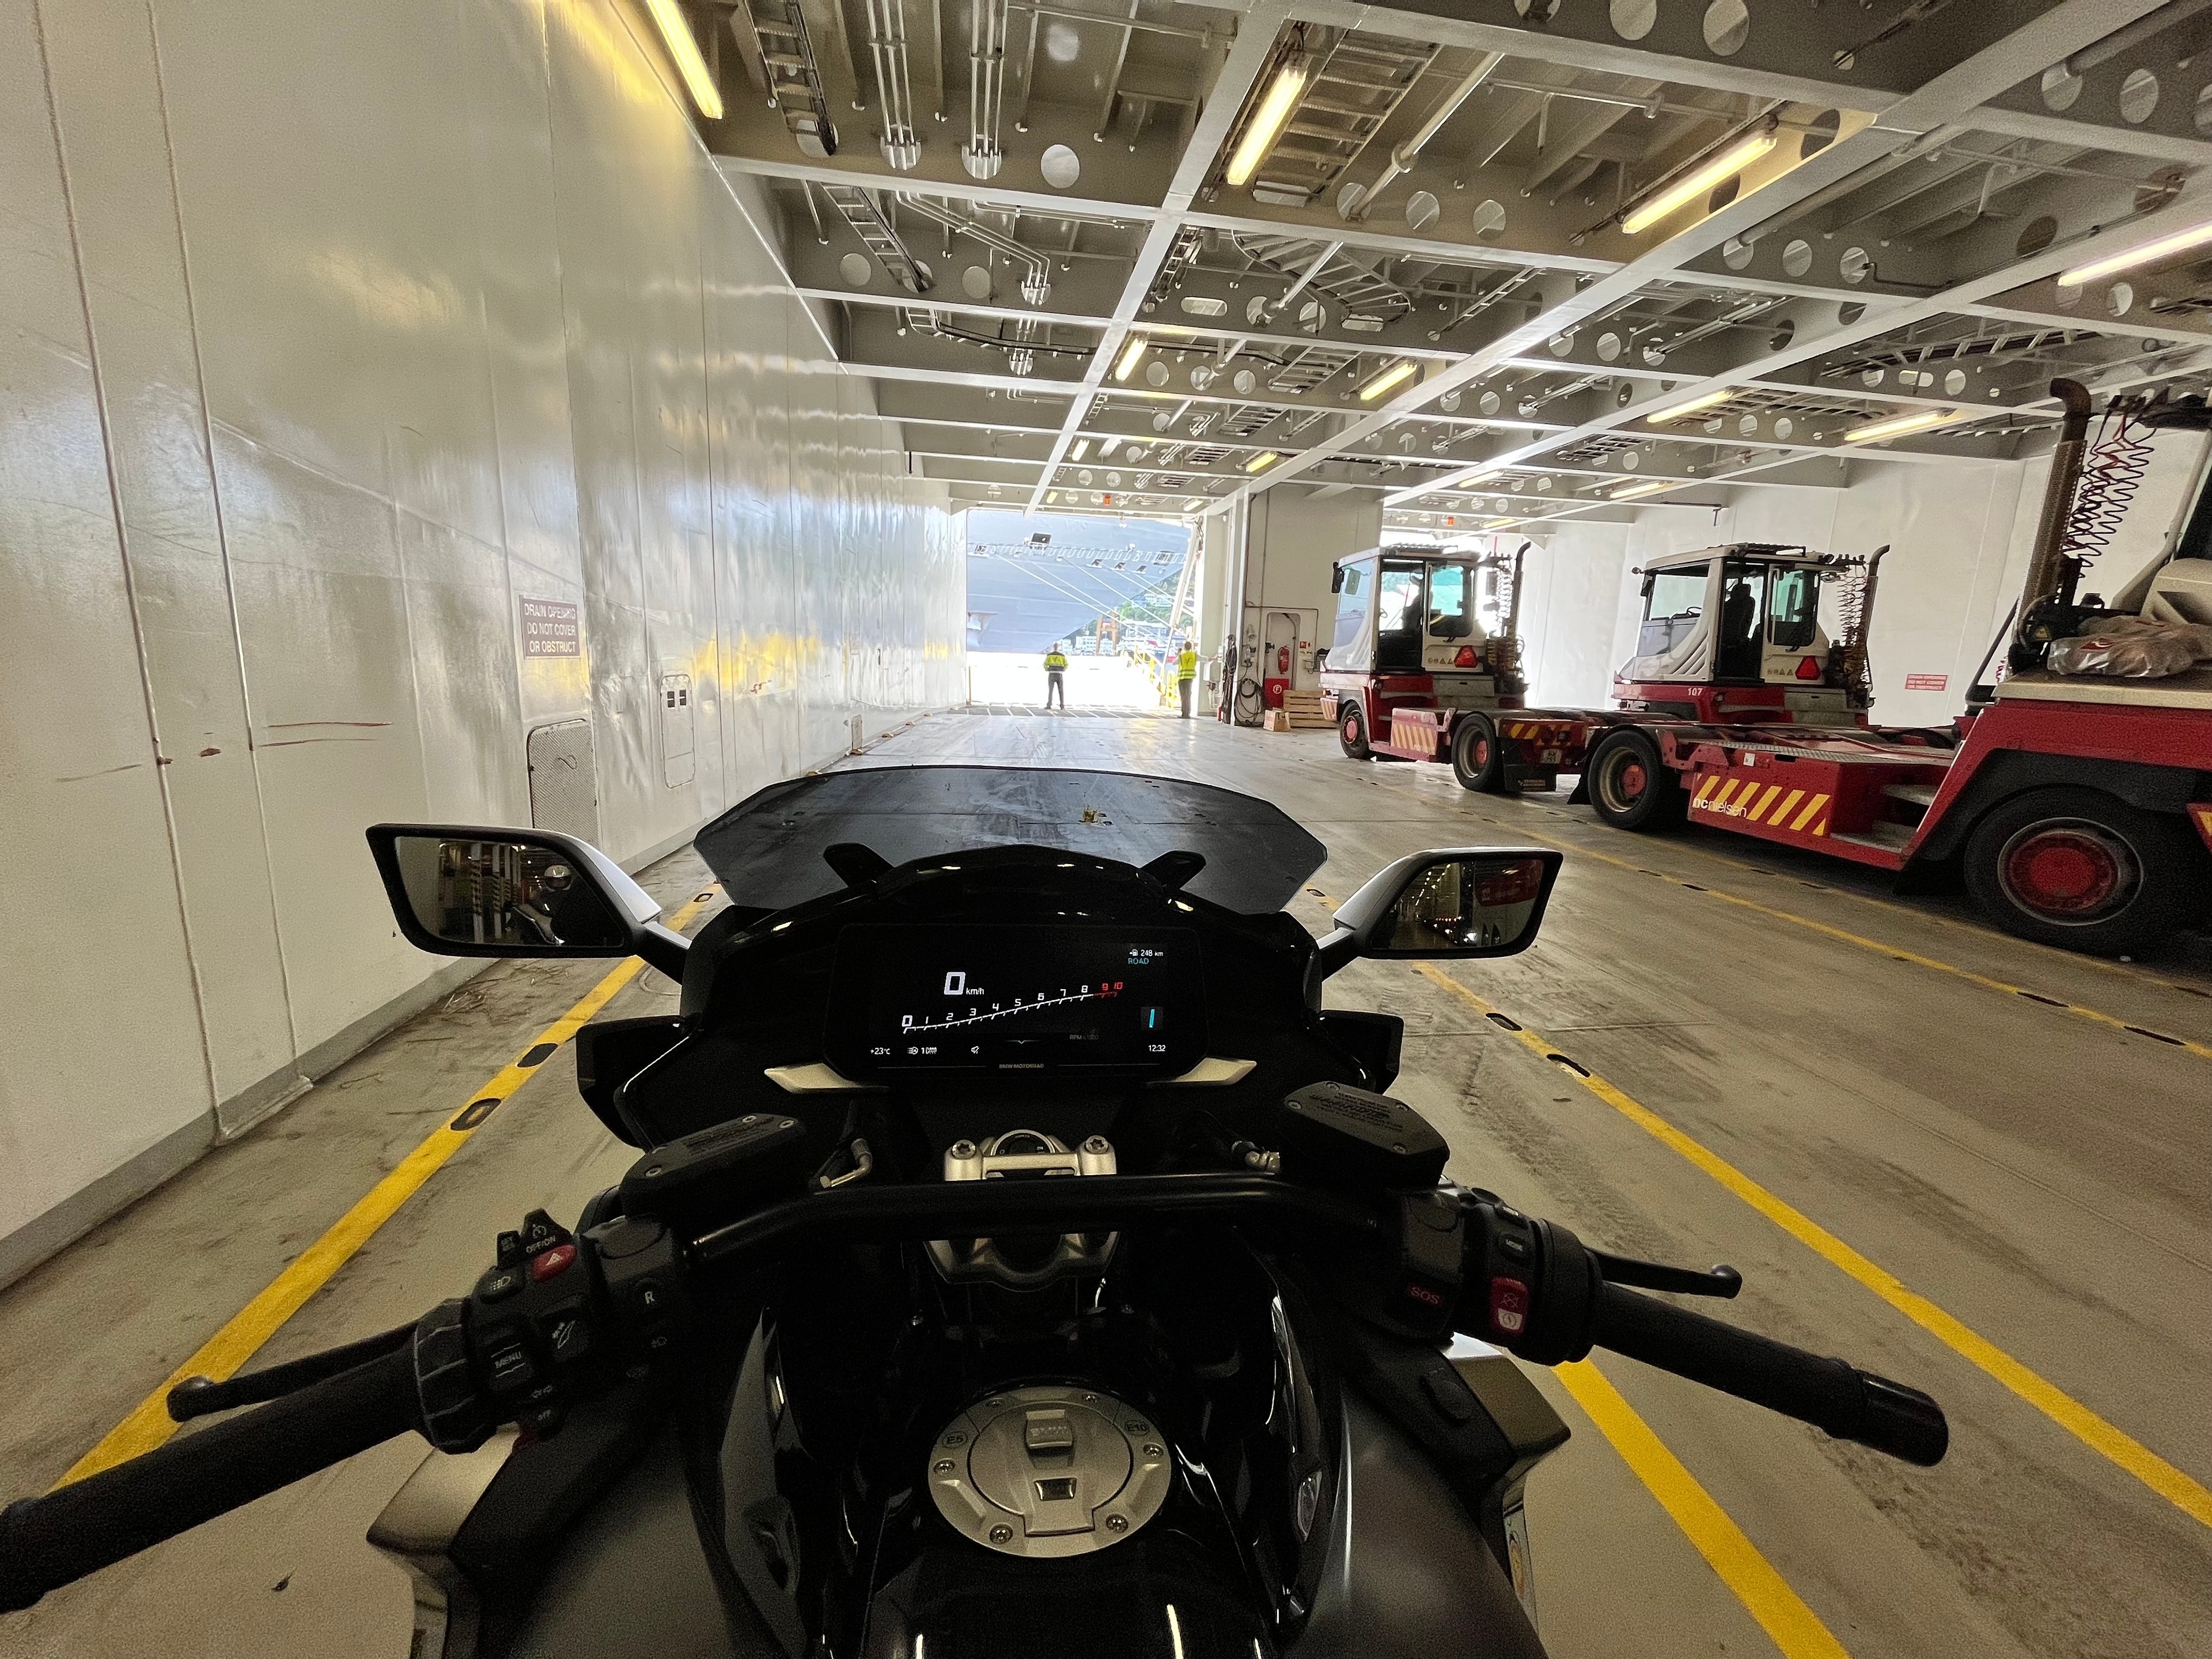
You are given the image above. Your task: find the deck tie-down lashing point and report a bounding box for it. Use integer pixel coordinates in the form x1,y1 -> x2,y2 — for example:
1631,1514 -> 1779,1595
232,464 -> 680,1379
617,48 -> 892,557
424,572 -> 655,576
1486,1012 -> 1522,1032
517,1043 -> 558,1067
2126,1025 -> 2186,1046
450,1098 -> 501,1131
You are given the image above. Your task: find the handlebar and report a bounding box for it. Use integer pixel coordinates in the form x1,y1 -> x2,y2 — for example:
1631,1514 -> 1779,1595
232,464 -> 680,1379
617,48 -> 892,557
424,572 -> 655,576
0,1168 -> 1948,1612
1456,1199 -> 1948,1467
1588,1281 -> 1948,1464
0,1344 -> 423,1613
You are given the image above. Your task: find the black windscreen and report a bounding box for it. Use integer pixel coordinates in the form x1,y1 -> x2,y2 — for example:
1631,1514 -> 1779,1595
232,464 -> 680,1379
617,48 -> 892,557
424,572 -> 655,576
694,766 -> 1326,914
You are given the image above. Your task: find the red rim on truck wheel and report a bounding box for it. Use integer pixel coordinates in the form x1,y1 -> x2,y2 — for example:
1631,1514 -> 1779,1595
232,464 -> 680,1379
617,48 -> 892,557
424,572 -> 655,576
2000,825 -> 2129,918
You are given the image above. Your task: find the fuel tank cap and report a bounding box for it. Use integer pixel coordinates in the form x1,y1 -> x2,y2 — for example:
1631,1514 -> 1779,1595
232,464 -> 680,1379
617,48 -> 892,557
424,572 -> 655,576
928,1385 -> 1171,1558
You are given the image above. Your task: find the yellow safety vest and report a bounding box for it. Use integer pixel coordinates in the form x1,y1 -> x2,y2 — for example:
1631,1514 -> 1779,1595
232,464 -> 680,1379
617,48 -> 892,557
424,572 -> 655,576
1044,652 -> 1069,671
1176,649 -> 1198,680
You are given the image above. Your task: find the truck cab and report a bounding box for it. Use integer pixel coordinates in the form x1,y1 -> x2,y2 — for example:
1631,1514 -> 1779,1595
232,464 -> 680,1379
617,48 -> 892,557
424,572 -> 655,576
1320,544 -> 1552,787
1615,544 -> 1860,725
1323,546 -> 1522,721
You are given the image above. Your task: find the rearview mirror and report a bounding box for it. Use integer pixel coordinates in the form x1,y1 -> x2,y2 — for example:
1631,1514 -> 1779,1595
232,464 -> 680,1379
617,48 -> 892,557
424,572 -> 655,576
365,824 -> 688,977
1316,847 -> 1563,978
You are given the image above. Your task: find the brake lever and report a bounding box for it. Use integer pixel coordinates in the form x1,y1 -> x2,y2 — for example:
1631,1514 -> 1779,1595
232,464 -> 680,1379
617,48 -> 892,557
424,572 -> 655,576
1589,1249 -> 1742,1299
166,1321 -> 416,1421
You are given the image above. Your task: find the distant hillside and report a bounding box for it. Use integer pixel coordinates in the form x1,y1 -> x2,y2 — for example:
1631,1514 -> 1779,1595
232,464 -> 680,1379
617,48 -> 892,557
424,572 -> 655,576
966,509 -> 1189,653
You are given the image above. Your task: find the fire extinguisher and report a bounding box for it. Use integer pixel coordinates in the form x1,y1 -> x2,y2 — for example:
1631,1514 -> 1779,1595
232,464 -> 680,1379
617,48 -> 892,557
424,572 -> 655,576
1277,645 -> 1291,675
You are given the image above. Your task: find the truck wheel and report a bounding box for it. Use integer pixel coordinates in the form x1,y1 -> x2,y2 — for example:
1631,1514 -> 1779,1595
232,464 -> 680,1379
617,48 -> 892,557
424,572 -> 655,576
1963,787 -> 2206,955
1450,713 -> 1503,793
1585,730 -> 1685,831
1339,703 -> 1372,760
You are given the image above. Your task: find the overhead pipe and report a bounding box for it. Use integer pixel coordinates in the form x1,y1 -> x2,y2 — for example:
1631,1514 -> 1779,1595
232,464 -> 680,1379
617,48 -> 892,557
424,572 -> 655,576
901,196 -> 1052,304
963,0 -> 1011,179
1339,51 -> 1503,221
930,0 -> 946,122
865,0 -> 922,168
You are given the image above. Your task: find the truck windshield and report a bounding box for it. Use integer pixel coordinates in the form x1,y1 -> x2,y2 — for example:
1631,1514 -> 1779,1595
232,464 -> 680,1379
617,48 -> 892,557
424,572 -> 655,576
1427,564 -> 1475,638
1638,565 -> 1707,657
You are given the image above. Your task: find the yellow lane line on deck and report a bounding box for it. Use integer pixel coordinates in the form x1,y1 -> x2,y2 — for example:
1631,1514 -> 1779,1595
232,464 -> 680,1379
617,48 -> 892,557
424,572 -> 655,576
1416,802 -> 2212,1063
1556,1359 -> 1851,1659
58,888 -> 721,1488
1410,960 -> 2212,1531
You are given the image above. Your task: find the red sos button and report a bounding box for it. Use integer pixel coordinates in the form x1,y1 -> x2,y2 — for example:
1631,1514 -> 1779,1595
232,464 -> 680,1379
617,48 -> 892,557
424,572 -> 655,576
1488,1277 -> 1531,1338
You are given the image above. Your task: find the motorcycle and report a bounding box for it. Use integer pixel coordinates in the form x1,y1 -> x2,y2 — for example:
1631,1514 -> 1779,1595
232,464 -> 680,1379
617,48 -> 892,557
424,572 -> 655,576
0,765 -> 1948,1657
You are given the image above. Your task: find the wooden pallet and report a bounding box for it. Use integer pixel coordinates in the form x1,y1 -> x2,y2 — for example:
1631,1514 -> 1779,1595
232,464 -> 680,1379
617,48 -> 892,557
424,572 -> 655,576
1278,690 -> 1336,730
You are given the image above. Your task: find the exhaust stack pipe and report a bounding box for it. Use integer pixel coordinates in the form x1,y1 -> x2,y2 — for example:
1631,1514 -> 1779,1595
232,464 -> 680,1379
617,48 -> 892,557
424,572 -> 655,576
2010,378 -> 2094,671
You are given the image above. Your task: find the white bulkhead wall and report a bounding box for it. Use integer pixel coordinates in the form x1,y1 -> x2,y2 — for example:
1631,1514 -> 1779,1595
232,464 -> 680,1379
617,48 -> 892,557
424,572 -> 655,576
1230,490 -> 1385,675
0,0 -> 963,1284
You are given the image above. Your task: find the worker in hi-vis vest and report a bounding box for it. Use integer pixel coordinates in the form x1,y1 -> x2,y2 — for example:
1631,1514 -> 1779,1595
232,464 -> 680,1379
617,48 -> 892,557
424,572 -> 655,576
1043,645 -> 1069,709
1175,640 -> 1198,718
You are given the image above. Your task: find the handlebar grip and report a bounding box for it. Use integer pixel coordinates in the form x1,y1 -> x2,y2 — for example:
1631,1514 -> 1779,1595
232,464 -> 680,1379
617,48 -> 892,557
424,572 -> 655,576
1592,1283 -> 1948,1466
0,1346 -> 423,1612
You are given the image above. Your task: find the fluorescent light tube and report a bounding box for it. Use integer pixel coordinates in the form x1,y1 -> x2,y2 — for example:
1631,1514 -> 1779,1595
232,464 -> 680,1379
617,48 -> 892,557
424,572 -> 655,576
2058,216 -> 2212,286
1182,498 -> 1205,512
1358,360 -> 1418,401
1245,450 -> 1279,472
1226,54 -> 1309,188
1841,408 -> 1961,444
1113,335 -> 1149,382
643,0 -> 724,119
1643,387 -> 1731,424
1070,439 -> 1089,461
1611,478 -> 1674,501
1621,128 -> 1777,235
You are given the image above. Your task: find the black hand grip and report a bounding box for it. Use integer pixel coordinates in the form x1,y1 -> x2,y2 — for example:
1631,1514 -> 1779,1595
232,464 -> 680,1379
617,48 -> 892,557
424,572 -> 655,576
0,1346 -> 423,1612
1592,1283 -> 1948,1466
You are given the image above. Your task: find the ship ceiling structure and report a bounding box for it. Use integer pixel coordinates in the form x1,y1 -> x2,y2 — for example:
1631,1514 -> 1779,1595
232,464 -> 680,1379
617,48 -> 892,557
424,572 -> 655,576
694,0 -> 2212,529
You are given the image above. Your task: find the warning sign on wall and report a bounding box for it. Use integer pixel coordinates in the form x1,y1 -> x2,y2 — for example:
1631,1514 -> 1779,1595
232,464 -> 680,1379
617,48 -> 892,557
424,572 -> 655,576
1903,672 -> 1948,691
521,597 -> 581,657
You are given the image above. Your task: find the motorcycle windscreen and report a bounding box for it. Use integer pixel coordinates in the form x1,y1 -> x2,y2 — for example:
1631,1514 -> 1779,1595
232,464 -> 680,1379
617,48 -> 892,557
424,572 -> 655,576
695,765 -> 1326,914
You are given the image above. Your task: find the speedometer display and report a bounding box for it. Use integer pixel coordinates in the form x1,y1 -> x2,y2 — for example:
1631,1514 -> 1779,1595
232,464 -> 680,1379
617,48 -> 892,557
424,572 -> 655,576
825,926 -> 1205,1077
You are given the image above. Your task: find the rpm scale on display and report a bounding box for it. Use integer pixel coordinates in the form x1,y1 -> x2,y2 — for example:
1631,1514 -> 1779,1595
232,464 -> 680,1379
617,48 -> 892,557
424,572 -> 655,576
826,927 -> 1203,1076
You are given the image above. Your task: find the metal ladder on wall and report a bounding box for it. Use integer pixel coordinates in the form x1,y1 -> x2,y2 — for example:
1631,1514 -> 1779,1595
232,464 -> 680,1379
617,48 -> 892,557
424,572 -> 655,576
819,183 -> 935,293
745,0 -> 841,158
1255,34 -> 1440,203
1233,234 -> 1412,323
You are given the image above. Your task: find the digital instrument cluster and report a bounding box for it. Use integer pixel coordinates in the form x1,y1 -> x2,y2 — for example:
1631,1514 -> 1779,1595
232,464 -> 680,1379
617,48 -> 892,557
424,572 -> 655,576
825,926 -> 1205,1077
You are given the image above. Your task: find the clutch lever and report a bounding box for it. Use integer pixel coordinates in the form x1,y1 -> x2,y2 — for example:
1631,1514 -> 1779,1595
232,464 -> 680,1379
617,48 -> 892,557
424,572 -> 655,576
166,1320 -> 416,1421
1590,1248 -> 1742,1299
